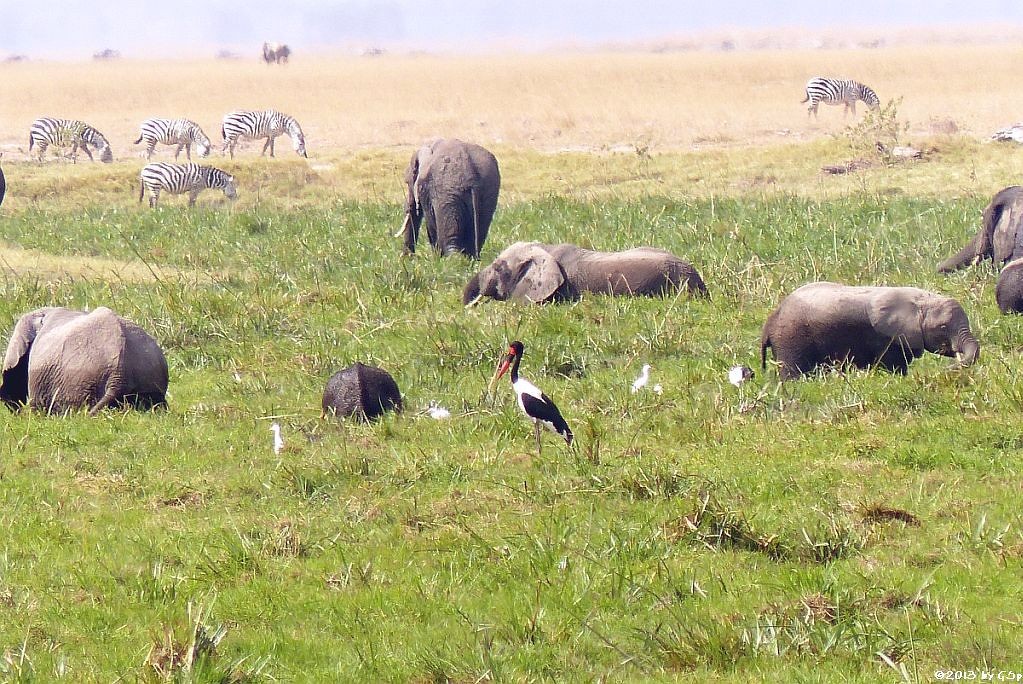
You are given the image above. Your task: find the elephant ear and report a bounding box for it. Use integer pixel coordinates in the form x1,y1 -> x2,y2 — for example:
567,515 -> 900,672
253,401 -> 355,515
508,245 -> 565,304
868,290 -> 925,350
992,204 -> 1020,265
2,309 -> 48,374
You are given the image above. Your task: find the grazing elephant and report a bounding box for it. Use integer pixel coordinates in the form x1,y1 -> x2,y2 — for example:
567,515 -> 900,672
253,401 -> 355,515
399,138 -> 500,258
0,307 -> 169,414
995,258 -> 1023,313
938,186 -> 1023,273
463,242 -> 708,306
761,282 -> 979,380
321,362 -> 402,420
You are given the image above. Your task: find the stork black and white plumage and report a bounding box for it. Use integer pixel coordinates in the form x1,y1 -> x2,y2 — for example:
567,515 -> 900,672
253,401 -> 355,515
490,341 -> 573,454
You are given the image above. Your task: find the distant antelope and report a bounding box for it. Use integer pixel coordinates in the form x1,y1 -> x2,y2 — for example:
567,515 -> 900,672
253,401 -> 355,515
135,118 -> 212,161
221,109 -> 307,158
28,117 -> 113,163
262,42 -> 291,65
801,77 -> 880,119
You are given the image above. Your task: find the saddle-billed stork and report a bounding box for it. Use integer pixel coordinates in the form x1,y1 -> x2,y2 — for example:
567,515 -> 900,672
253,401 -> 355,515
489,340 -> 573,454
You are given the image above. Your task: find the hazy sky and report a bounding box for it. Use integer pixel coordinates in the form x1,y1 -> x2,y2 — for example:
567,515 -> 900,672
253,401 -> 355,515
3,0 -> 1023,58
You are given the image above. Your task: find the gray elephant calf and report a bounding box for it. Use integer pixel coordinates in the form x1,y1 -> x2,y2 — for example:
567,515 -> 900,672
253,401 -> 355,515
463,241 -> 708,305
938,186 -> 1023,273
399,138 -> 500,259
996,258 -> 1023,313
321,362 -> 402,421
761,282 -> 979,380
0,306 -> 169,414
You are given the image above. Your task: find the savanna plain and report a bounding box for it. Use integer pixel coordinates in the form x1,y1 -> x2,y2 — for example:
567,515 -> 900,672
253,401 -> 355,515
0,45 -> 1022,681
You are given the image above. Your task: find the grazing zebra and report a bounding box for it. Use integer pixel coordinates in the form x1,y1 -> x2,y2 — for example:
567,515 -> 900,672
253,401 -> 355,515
134,118 -> 213,161
262,42 -> 290,64
221,109 -> 307,158
28,117 -> 113,163
801,77 -> 880,119
138,163 -> 237,208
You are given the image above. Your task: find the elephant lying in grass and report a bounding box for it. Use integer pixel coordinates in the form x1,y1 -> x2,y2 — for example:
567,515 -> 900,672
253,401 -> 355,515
938,186 -> 1023,273
0,307 -> 168,414
463,242 -> 708,305
761,282 -> 979,379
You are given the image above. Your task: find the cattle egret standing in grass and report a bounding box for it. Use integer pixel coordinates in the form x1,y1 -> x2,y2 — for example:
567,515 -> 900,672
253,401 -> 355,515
270,421 -> 284,455
427,401 -> 451,420
631,364 -> 651,393
729,365 -> 754,387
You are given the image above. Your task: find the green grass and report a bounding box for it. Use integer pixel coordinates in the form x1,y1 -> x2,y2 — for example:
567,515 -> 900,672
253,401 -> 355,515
0,143 -> 1021,681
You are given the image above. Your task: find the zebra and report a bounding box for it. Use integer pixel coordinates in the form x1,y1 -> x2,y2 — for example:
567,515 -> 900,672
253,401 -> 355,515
801,77 -> 880,119
262,42 -> 290,65
28,117 -> 113,163
221,109 -> 307,158
138,163 -> 237,208
134,118 -> 213,161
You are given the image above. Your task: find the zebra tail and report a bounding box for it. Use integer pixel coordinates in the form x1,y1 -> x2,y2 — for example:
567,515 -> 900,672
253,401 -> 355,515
138,179 -> 145,203
28,134 -> 33,151
800,91 -> 809,104
221,123 -> 226,140
133,134 -> 143,145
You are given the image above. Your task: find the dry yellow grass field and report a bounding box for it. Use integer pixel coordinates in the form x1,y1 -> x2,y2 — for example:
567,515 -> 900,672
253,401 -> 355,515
1,45 -> 1021,154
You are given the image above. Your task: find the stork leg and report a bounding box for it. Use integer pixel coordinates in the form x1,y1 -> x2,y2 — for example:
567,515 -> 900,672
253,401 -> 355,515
534,421 -> 542,457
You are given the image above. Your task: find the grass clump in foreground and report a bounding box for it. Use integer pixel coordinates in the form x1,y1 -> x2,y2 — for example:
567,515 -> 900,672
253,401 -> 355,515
0,187 -> 1020,682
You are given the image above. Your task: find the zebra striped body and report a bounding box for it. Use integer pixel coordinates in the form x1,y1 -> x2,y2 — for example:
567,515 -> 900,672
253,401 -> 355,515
134,118 -> 212,161
221,109 -> 307,158
138,163 -> 237,208
802,78 -> 880,119
262,42 -> 290,64
29,117 -> 113,163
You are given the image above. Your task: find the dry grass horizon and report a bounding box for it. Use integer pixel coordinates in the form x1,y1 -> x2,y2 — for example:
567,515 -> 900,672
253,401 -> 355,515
1,45 -> 1022,159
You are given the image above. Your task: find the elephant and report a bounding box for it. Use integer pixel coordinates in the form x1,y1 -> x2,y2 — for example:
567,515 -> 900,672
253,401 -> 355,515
938,186 -> 1023,273
760,282 -> 979,380
0,307 -> 169,414
399,138 -> 500,258
321,362 -> 402,420
462,241 -> 708,306
995,258 -> 1023,314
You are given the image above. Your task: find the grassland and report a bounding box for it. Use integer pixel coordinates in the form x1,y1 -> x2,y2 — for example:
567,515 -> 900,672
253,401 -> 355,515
0,47 -> 1022,681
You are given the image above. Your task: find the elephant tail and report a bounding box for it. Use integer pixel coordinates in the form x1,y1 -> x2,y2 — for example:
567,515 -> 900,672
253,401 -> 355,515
470,186 -> 482,258
760,335 -> 770,371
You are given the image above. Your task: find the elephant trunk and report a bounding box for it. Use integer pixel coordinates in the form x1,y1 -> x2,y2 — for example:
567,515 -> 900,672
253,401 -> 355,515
462,272 -> 483,306
937,234 -> 981,273
953,328 -> 980,367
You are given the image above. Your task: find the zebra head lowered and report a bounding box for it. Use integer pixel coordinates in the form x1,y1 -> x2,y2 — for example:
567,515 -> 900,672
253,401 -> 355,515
287,119 -> 307,158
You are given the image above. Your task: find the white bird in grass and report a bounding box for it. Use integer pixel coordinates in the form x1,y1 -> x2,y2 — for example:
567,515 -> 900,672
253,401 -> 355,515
631,364 -> 651,393
426,401 -> 451,420
728,365 -> 754,387
270,421 -> 284,455
653,383 -> 663,395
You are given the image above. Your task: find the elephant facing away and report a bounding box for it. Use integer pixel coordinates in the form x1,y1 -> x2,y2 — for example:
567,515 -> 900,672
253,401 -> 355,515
321,362 -> 403,421
0,307 -> 169,414
463,242 -> 708,305
399,138 -> 500,259
761,282 -> 979,380
938,186 -> 1023,273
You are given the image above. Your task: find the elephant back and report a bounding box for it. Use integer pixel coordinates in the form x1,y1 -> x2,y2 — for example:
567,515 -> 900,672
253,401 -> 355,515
996,258 -> 1023,314
322,362 -> 402,420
